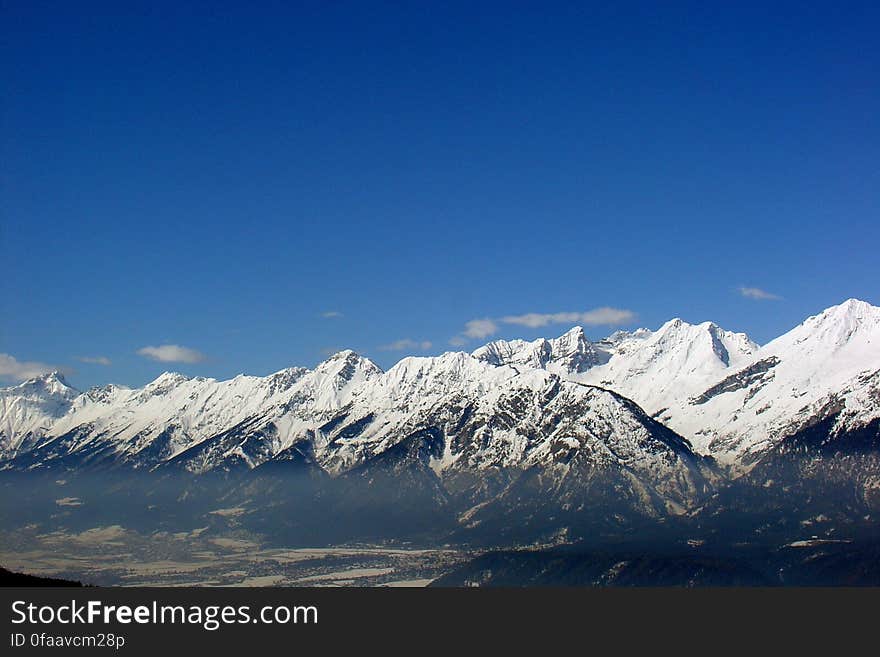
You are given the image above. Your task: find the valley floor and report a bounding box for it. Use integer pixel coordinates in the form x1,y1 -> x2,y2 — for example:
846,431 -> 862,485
0,526 -> 468,587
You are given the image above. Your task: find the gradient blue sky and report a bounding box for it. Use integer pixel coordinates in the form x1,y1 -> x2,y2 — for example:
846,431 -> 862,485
2,1 -> 878,388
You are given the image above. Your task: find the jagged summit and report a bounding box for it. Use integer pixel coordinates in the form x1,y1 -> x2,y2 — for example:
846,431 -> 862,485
322,348 -> 361,360
660,298 -> 880,465
18,370 -> 76,391
558,325 -> 586,339
315,349 -> 383,376
467,300 -> 878,468
597,327 -> 652,347
0,371 -> 79,457
10,372 -> 79,406
312,351 -> 383,397
149,371 -> 191,385
472,324 -> 604,373
43,369 -> 68,383
0,299 -> 877,474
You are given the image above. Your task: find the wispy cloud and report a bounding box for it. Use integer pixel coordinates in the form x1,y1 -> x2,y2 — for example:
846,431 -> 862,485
501,307 -> 637,328
136,344 -> 207,363
738,286 -> 781,301
450,307 -> 636,344
378,339 -> 433,352
321,311 -> 344,319
77,356 -> 112,366
463,319 -> 499,339
0,354 -> 61,382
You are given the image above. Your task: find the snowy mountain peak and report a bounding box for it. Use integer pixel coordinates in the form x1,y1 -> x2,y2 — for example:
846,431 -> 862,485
472,325 -> 603,374
832,297 -> 877,315
263,367 -> 309,394
324,348 -> 359,360
545,326 -> 605,372
0,371 -> 80,457
811,297 -> 879,329
658,299 -> 880,466
559,325 -> 586,339
387,351 -> 493,383
765,298 -> 880,356
599,328 -> 652,346
652,318 -> 758,358
654,317 -> 700,338
550,326 -> 588,352
132,372 -> 195,402
315,350 -> 383,381
44,369 -> 68,383
556,317 -> 760,419
0,298 -> 875,476
151,371 -> 190,384
470,317 -> 761,418
144,371 -> 191,392
84,383 -> 129,404
14,371 -> 78,398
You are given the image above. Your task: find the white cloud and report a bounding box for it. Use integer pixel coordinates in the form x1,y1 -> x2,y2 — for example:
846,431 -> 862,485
321,311 -> 344,318
77,356 -> 112,366
501,307 -> 636,328
378,339 -> 433,352
463,319 -> 499,339
738,286 -> 781,300
450,307 -> 636,344
136,344 -> 207,363
0,354 -> 59,382
448,319 -> 500,346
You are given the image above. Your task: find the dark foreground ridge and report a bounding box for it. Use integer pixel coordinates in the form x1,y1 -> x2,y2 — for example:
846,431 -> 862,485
0,566 -> 83,587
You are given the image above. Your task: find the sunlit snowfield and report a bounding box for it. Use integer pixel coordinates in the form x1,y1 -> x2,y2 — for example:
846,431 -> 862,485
0,524 -> 467,587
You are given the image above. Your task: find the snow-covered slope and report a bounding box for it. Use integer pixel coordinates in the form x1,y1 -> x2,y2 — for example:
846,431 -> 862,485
470,299 -> 880,469
0,347 -> 714,527
660,299 -> 880,466
317,359 -> 711,511
0,372 -> 79,457
2,299 -> 877,480
473,320 -> 759,414
581,319 -> 759,413
2,351 -> 382,470
131,350 -> 710,513
473,327 -> 607,374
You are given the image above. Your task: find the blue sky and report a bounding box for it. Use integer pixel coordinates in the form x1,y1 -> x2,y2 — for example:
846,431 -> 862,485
2,1 -> 878,388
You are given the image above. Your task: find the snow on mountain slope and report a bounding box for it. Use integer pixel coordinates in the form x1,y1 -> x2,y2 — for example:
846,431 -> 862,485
434,370 -> 713,512
2,299 -> 876,478
661,299 -> 880,466
578,319 -> 759,413
473,327 -> 607,374
472,318 -> 759,415
164,352 -> 525,474
1,351 -> 382,469
0,372 -> 79,457
275,359 -> 713,516
471,299 -> 879,469
0,346 -> 711,512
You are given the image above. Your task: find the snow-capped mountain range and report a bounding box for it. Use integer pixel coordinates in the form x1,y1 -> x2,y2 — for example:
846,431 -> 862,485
476,298 -> 880,469
1,299 -> 878,499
